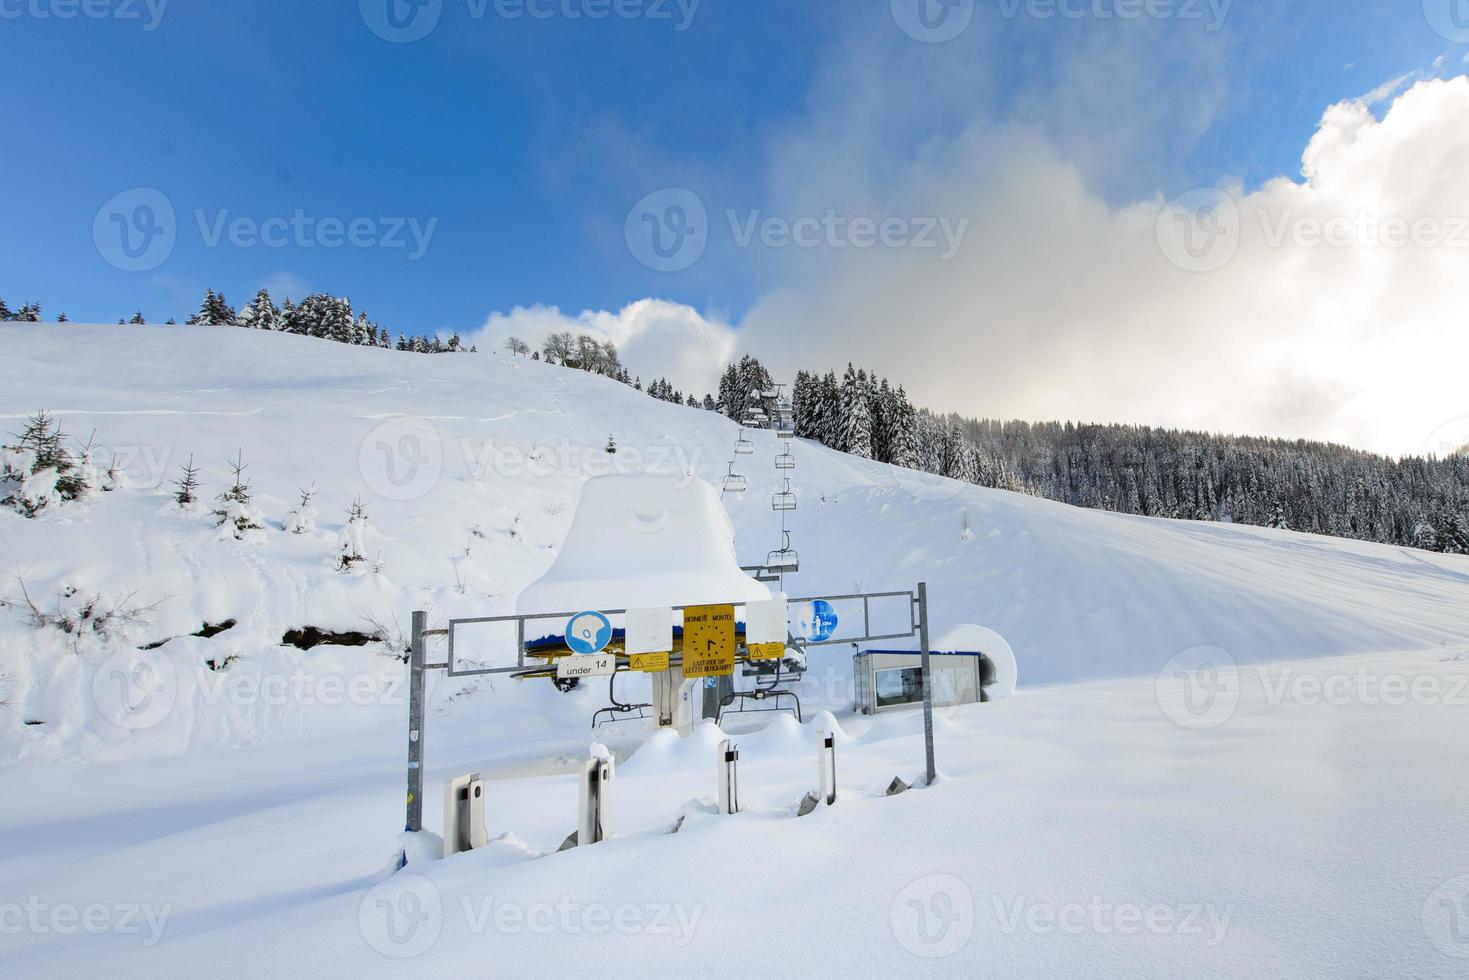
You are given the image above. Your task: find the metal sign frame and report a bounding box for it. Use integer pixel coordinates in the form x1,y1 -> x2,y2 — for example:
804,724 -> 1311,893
402,583 -> 935,836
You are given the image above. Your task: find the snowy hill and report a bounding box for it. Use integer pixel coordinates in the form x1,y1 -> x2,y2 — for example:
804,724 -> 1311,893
2,324 -> 1468,977
2,323 -> 1466,758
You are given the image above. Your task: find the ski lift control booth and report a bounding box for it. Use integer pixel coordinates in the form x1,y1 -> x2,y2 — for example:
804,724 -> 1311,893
401,473 -> 954,839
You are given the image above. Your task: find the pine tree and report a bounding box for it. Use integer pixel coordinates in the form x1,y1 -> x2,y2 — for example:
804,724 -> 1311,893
238,289 -> 282,331
213,451 -> 265,539
0,299 -> 11,320
1,411 -> 83,516
605,434 -> 617,455
337,497 -> 370,571
173,454 -> 202,509
283,484 -> 318,534
839,364 -> 873,459
56,312 -> 68,323
189,289 -> 236,326
129,311 -> 146,325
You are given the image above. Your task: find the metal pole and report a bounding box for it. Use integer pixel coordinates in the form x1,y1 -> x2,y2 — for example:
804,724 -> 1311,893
917,582 -> 936,786
406,609 -> 426,834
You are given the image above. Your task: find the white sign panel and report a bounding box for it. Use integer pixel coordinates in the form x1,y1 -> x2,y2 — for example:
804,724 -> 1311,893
745,598 -> 789,646
557,653 -> 616,680
625,606 -> 673,655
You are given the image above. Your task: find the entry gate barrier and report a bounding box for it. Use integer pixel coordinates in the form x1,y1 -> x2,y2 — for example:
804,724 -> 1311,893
402,583 -> 937,837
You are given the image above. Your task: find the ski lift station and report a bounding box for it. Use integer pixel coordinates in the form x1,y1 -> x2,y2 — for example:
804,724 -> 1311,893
405,447 -> 1017,857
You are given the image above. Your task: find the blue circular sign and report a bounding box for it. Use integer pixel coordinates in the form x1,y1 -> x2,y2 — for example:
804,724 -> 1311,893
800,600 -> 839,643
565,611 -> 613,655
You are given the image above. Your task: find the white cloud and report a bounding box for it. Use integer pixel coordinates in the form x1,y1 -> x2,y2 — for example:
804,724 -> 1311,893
730,77 -> 1469,457
469,299 -> 737,396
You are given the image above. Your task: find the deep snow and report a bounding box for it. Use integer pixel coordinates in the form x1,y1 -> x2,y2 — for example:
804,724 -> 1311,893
1,324 -> 1468,978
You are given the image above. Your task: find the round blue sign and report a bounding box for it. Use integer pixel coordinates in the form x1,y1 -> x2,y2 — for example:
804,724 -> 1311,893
565,611 -> 613,655
799,600 -> 839,643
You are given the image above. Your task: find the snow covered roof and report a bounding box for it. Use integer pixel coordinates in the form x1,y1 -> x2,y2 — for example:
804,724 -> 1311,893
516,473 -> 771,615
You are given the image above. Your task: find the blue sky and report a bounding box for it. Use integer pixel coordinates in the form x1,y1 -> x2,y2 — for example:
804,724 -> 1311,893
1,0 -> 1459,333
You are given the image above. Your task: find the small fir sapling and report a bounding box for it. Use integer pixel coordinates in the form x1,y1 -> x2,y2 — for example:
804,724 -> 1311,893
283,483 -> 319,534
214,451 -> 266,539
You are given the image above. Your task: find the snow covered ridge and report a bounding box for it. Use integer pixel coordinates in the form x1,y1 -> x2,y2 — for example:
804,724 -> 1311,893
1,323 -> 1468,762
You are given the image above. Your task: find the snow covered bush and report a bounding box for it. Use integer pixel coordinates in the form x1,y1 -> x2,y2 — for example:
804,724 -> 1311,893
172,455 -> 203,511
1,412 -> 85,517
5,578 -> 163,651
337,497 -> 370,571
283,484 -> 318,534
213,453 -> 266,541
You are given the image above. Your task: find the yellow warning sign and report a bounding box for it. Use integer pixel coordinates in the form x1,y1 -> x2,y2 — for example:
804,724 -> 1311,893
682,604 -> 736,677
630,652 -> 670,673
748,642 -> 785,661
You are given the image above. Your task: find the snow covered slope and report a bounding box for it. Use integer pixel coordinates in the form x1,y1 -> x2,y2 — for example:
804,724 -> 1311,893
3,324 -> 1469,978
1,322 -> 1467,759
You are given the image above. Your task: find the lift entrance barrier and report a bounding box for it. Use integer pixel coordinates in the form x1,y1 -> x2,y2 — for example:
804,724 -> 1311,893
401,583 -> 937,838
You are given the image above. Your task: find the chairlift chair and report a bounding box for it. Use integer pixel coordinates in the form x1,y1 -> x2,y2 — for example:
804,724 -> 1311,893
775,447 -> 796,470
722,463 -> 747,494
765,532 -> 799,573
776,419 -> 795,440
772,480 -> 797,512
591,672 -> 652,729
734,434 -> 755,455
